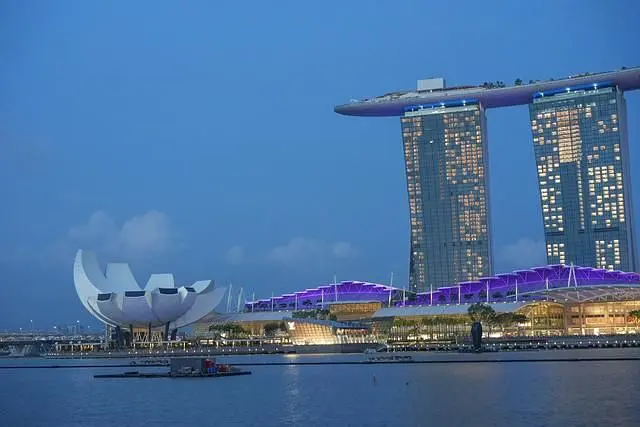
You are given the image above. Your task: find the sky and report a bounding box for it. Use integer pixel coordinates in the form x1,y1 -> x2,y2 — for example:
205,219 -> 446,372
1,0 -> 639,330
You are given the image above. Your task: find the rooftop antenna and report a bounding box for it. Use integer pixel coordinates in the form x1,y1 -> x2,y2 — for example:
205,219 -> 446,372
226,282 -> 233,312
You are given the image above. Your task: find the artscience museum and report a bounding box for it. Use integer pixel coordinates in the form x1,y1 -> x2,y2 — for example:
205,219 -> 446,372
73,249 -> 226,343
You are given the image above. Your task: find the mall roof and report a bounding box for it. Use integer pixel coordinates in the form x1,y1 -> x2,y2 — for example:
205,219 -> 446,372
334,67 -> 640,117
407,264 -> 640,307
245,281 -> 399,312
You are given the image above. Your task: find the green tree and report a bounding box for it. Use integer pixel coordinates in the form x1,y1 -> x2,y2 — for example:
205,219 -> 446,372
514,78 -> 523,86
263,322 -> 282,336
491,312 -> 528,335
468,303 -> 495,324
628,310 -> 640,324
209,323 -> 248,338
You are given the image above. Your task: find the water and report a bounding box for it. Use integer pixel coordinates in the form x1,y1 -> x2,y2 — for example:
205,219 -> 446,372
1,350 -> 640,427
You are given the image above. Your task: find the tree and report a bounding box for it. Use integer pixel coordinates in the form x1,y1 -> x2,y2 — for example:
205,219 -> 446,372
514,78 -> 523,86
491,312 -> 528,336
209,323 -> 247,339
628,310 -> 640,324
263,322 -> 281,336
468,303 -> 495,347
467,303 -> 496,324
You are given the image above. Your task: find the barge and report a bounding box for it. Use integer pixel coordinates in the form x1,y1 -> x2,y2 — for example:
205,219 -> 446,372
94,357 -> 251,379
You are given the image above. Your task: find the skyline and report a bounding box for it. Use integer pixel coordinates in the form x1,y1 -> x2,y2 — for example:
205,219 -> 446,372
1,1 -> 640,329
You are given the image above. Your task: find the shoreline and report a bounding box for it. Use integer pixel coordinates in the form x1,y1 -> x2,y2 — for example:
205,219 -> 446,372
2,346 -> 640,367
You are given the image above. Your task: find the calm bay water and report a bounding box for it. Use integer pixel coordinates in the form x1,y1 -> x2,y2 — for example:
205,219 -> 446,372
1,350 -> 640,427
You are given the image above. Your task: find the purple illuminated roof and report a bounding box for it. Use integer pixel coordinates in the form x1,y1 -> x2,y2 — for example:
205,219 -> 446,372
399,264 -> 640,307
245,280 -> 399,312
244,265 -> 640,312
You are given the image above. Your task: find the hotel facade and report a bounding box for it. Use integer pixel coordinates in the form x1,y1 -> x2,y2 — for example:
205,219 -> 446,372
335,67 -> 640,292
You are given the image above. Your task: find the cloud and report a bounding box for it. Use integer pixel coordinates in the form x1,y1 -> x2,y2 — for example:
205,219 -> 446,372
225,245 -> 245,265
497,238 -> 546,271
66,210 -> 181,259
331,241 -> 357,259
265,237 -> 357,266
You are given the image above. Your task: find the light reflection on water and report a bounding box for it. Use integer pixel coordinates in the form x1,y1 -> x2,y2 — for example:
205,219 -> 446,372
1,351 -> 639,427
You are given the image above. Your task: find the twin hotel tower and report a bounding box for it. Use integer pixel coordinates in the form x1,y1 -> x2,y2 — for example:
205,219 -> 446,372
334,67 -> 640,293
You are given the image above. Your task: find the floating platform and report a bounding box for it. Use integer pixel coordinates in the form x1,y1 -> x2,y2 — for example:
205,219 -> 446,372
94,370 -> 252,379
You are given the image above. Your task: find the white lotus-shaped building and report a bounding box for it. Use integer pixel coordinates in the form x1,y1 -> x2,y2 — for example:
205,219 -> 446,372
73,249 -> 225,330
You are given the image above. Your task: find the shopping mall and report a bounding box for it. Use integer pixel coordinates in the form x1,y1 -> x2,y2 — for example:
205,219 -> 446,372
193,264 -> 640,346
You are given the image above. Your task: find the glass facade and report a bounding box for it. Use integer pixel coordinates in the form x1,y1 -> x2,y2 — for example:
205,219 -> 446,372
529,85 -> 637,271
401,102 -> 493,293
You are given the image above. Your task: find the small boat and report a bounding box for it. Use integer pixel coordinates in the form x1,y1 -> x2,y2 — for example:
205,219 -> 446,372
129,359 -> 170,366
96,357 -> 251,379
364,354 -> 413,363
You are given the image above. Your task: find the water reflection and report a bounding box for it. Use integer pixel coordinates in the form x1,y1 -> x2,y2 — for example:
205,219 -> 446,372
282,365 -> 302,425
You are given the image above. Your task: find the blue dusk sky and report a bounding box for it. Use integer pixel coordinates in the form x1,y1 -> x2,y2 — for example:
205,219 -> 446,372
1,0 -> 639,329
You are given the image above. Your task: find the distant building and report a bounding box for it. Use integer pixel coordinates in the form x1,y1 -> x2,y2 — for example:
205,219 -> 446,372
529,83 -> 637,271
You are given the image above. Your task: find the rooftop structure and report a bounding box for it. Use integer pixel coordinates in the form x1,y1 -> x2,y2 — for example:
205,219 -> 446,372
73,249 -> 226,331
335,67 -> 640,116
